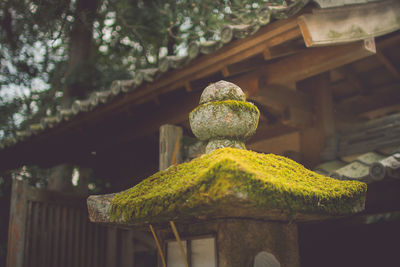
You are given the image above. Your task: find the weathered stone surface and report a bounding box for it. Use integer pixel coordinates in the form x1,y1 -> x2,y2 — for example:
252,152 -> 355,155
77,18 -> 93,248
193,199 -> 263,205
190,80 -> 259,153
206,139 -> 246,153
189,101 -> 259,141
87,193 -> 114,223
199,80 -> 245,104
157,219 -> 300,267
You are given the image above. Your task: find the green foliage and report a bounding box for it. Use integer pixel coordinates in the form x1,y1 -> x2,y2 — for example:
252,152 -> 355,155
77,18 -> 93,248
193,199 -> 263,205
0,0 -> 285,137
111,148 -> 367,224
10,166 -> 49,187
0,0 -> 72,136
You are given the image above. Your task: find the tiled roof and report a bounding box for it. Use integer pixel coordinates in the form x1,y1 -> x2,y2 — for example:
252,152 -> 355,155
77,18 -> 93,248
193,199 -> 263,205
315,148 -> 400,183
0,1 -> 310,150
320,113 -> 400,161
315,112 -> 400,184
337,113 -> 400,156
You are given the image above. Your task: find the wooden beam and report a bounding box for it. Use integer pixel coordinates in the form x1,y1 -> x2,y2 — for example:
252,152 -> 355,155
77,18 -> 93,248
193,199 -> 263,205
162,28 -> 303,87
223,29 -> 304,77
298,72 -> 335,168
376,48 -> 400,80
251,80 -> 313,112
263,39 -> 306,60
223,58 -> 260,78
232,38 -> 376,91
248,81 -> 314,128
247,123 -> 297,145
222,57 -> 266,77
248,131 -> 300,155
335,83 -> 400,115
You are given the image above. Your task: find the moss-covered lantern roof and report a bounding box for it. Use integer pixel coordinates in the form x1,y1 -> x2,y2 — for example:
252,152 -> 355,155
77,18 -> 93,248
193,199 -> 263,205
87,147 -> 366,226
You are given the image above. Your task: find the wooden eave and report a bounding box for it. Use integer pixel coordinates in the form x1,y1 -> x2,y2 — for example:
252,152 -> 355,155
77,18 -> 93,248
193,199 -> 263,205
298,0 -> 400,47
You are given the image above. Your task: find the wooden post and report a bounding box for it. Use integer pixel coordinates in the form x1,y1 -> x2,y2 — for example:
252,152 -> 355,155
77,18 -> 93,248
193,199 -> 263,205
6,179 -> 29,267
106,227 -> 118,266
159,124 -> 183,171
298,72 -> 335,168
120,230 -> 134,267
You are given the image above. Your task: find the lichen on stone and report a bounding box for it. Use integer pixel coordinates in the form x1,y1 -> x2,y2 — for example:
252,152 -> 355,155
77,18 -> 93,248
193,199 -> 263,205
348,26 -> 367,38
206,139 -> 246,152
110,148 -> 367,224
327,30 -> 342,39
190,80 -> 259,153
199,80 -> 246,104
327,26 -> 367,40
190,100 -> 260,118
189,100 -> 260,143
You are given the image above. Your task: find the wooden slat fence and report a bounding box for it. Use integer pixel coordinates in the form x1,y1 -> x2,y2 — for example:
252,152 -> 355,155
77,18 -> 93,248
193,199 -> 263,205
7,179 -> 156,267
23,200 -> 106,267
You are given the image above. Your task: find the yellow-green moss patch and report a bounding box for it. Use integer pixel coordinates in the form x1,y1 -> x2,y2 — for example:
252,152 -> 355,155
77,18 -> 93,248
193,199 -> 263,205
190,100 -> 259,118
111,148 -> 366,223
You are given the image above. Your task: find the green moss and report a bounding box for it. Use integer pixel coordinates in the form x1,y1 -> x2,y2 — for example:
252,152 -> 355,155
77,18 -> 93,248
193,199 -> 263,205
190,100 -> 259,119
327,30 -> 342,39
348,26 -> 367,38
327,26 -> 367,40
111,148 -> 366,224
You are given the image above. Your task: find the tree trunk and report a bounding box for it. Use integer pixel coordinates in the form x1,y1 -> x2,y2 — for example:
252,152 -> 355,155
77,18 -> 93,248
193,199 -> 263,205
62,0 -> 99,107
49,0 -> 98,192
48,164 -> 74,192
167,26 -> 178,56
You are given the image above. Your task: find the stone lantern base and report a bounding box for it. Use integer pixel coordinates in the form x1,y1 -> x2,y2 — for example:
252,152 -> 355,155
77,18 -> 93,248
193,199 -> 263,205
156,218 -> 300,267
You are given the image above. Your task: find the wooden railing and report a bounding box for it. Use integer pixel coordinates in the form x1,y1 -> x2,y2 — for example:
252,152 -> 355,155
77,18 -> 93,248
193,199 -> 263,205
7,179 -> 156,267
23,200 -> 106,267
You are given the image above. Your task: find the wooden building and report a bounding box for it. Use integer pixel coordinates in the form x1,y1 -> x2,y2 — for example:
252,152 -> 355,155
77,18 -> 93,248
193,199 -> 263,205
2,0 -> 400,266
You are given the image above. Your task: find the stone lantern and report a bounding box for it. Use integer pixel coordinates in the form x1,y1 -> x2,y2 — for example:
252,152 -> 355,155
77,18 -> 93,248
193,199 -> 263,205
87,81 -> 366,267
189,80 -> 259,153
